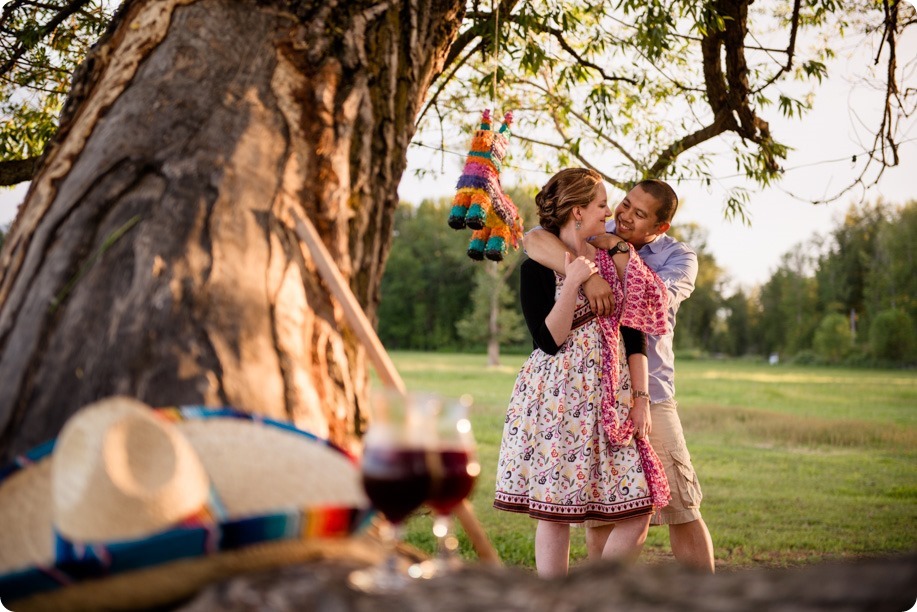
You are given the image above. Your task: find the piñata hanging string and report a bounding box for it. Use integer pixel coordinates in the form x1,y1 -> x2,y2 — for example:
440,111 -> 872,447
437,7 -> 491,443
492,0 -> 499,110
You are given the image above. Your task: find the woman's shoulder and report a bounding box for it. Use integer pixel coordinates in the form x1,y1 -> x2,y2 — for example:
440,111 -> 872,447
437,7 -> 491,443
521,257 -> 556,282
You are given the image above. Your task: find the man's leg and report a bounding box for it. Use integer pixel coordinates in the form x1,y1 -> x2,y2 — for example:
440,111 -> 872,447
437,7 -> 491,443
602,515 -> 650,563
649,398 -> 715,573
535,520 -> 570,578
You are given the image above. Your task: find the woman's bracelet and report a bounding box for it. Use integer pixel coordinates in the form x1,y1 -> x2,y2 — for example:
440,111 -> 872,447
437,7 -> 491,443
632,390 -> 650,401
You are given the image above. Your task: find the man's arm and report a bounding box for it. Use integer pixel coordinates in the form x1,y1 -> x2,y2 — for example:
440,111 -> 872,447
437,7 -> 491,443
655,247 -> 698,309
522,229 -> 568,274
523,228 -> 616,316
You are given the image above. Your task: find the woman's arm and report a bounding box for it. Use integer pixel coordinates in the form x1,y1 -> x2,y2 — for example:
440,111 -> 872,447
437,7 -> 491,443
520,259 -> 560,354
543,263 -> 583,347
525,228 -> 617,316
520,255 -> 595,354
621,325 -> 651,437
627,353 -> 651,437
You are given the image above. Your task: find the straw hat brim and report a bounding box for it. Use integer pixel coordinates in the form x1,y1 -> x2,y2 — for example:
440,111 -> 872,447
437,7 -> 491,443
0,454 -> 54,575
175,416 -> 367,515
0,405 -> 373,609
10,534 -> 386,612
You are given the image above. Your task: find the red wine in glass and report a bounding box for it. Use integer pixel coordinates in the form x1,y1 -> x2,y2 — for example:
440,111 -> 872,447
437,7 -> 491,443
410,394 -> 480,579
361,446 -> 431,524
427,448 -> 477,515
349,390 -> 441,594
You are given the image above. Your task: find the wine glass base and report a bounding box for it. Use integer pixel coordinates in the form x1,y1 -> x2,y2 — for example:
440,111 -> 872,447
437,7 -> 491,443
348,565 -> 414,594
408,556 -> 464,579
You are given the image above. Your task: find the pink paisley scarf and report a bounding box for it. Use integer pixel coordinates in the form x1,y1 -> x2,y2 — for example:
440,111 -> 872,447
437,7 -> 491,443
594,246 -> 671,509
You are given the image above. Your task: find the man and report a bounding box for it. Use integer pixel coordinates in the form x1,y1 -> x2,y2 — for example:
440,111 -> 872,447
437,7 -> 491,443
523,178 -> 715,573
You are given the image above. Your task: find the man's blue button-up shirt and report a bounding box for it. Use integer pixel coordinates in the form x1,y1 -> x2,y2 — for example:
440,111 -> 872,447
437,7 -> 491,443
606,220 -> 698,402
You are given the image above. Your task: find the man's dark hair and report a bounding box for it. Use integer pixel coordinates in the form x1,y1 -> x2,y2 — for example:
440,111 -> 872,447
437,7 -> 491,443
634,179 -> 678,224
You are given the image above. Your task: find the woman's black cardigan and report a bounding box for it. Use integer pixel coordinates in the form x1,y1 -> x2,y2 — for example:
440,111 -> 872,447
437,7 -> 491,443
520,257 -> 646,357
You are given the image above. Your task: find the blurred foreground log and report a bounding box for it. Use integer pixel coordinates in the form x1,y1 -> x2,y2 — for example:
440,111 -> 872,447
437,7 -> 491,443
178,548 -> 916,611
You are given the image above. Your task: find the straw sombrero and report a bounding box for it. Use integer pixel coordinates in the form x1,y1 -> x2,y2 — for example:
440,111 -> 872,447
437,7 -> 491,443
0,396 -> 373,611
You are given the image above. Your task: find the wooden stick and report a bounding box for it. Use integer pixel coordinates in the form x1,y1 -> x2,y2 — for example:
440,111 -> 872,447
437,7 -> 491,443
289,210 -> 501,566
455,500 -> 502,566
291,211 -> 405,397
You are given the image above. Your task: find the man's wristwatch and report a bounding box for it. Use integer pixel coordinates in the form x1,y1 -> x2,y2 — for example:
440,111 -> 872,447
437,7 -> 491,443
607,241 -> 629,257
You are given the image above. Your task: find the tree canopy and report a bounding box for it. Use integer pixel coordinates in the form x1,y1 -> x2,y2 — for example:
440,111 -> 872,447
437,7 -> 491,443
1,1 -> 114,185
2,1 -> 914,217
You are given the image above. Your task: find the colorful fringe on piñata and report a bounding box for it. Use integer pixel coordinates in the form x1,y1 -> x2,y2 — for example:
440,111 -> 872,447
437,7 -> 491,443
594,247 -> 672,510
447,109 -> 524,261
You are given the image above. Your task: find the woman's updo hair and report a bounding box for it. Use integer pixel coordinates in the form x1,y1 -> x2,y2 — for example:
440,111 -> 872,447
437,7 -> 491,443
535,168 -> 604,235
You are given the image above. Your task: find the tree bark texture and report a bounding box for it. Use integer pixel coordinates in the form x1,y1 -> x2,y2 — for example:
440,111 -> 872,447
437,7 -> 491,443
180,552 -> 917,612
0,0 -> 464,463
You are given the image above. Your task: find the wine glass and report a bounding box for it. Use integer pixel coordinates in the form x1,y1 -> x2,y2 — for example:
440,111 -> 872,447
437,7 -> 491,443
410,394 -> 480,578
348,391 -> 437,593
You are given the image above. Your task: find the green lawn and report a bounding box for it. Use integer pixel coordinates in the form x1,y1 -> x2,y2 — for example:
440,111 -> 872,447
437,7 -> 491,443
386,351 -> 917,570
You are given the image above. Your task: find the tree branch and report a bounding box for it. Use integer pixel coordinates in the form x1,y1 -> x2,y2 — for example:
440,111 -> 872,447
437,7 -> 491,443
442,0 -> 520,77
508,76 -> 642,168
698,0 -> 782,180
0,157 -> 39,186
721,0 -> 758,140
700,15 -> 729,117
646,112 -> 732,177
872,0 -> 901,168
526,22 -> 636,85
513,133 -> 627,189
418,39 -> 484,124
480,13 -> 637,85
751,0 -> 802,93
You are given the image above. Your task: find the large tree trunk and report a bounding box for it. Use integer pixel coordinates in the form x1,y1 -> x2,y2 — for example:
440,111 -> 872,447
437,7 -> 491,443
0,0 -> 463,463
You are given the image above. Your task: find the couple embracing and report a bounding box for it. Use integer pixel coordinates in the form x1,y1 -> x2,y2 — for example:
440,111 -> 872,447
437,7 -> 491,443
493,168 -> 714,577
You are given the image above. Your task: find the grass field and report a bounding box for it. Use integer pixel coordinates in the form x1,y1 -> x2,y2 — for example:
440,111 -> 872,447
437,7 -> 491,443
387,351 -> 917,571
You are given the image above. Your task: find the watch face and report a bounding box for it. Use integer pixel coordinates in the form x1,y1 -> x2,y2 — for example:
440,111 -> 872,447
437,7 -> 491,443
608,242 -> 628,257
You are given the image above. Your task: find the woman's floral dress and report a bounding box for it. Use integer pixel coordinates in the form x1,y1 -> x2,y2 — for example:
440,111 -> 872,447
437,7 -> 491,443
493,248 -> 670,523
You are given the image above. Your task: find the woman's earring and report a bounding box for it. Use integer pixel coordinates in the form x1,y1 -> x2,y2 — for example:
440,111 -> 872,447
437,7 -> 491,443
575,220 -> 582,230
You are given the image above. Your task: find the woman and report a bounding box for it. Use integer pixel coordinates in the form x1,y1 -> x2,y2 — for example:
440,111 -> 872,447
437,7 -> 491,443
493,168 -> 670,578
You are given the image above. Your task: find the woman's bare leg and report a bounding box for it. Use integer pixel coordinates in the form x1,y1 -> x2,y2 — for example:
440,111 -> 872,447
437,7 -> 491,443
535,520 -> 571,578
586,523 -> 614,561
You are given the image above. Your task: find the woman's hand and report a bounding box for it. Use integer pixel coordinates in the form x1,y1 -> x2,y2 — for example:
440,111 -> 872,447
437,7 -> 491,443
564,251 -> 597,288
628,397 -> 652,439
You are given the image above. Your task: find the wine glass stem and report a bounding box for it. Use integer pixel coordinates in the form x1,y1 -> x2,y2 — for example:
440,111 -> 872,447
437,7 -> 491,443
381,520 -> 404,575
434,513 -> 455,559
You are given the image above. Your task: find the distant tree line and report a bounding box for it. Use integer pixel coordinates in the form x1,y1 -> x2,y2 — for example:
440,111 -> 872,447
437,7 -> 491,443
717,200 -> 917,366
378,197 -> 917,367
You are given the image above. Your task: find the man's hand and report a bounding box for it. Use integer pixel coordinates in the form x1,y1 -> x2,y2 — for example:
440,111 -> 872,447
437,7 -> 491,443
583,274 -> 614,316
